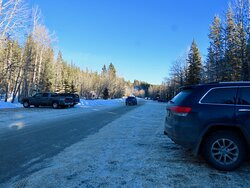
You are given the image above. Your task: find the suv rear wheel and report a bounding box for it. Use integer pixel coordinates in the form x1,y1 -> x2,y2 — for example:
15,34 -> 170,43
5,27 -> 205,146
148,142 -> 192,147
203,130 -> 246,171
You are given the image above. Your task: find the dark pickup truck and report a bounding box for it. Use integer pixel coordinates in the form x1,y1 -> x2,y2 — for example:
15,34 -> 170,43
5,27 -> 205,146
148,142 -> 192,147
22,92 -> 73,109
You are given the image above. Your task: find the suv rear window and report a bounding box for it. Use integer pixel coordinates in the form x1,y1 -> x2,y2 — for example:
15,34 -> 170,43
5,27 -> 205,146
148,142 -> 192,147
238,87 -> 250,105
171,90 -> 193,105
200,88 -> 237,105
128,97 -> 135,99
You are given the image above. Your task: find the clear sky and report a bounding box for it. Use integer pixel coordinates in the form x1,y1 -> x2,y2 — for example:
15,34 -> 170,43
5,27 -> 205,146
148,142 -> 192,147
27,0 -> 228,85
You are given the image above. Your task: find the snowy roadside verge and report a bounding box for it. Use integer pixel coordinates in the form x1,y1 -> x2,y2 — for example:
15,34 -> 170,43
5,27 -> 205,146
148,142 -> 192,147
4,102 -> 250,187
0,101 -> 22,109
0,98 -> 125,109
0,98 -> 127,131
76,98 -> 125,107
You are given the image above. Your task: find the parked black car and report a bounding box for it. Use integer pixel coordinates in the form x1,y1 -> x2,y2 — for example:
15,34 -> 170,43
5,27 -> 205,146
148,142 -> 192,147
126,96 -> 137,105
59,93 -> 80,107
164,82 -> 250,171
22,93 -> 73,109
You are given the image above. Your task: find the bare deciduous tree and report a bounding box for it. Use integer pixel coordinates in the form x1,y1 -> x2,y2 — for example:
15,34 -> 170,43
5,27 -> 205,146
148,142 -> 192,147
0,0 -> 28,41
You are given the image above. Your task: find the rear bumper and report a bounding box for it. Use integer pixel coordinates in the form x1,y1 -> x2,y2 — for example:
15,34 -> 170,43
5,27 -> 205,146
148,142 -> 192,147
126,101 -> 137,105
74,99 -> 80,104
164,117 -> 198,153
58,101 -> 73,106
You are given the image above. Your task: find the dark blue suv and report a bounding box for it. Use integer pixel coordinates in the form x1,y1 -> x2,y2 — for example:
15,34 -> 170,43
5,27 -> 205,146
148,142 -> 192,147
126,96 -> 137,106
164,82 -> 250,171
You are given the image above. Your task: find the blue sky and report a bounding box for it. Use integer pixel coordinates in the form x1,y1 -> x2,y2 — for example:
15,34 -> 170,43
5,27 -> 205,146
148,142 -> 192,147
28,0 -> 228,85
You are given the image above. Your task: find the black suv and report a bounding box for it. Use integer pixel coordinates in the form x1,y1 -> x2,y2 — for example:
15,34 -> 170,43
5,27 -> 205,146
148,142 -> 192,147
164,82 -> 250,171
126,96 -> 137,106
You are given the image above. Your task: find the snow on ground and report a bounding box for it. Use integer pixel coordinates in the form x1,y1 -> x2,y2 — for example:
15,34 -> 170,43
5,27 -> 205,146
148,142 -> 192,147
3,102 -> 250,188
76,98 -> 125,107
0,99 -> 126,131
0,98 -> 125,110
0,101 -> 22,109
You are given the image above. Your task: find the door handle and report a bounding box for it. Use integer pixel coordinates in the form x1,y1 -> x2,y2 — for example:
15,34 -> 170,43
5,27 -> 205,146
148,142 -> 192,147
238,109 -> 250,112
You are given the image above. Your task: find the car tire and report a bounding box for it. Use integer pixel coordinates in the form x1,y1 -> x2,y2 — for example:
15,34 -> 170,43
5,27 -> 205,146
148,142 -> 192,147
203,130 -> 246,171
52,102 -> 59,109
23,101 -> 30,108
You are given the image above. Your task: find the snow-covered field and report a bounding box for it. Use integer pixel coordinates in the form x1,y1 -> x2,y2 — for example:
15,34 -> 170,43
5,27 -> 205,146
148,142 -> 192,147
3,102 -> 250,188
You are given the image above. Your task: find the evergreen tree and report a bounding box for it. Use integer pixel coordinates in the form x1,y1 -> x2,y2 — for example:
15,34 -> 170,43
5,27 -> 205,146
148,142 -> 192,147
207,15 -> 224,82
21,36 -> 35,98
108,63 -> 116,78
70,81 -> 77,93
39,48 -> 54,92
236,22 -> 248,80
186,40 -> 202,85
101,64 -> 107,75
103,87 -> 109,99
224,6 -> 240,81
55,51 -> 63,92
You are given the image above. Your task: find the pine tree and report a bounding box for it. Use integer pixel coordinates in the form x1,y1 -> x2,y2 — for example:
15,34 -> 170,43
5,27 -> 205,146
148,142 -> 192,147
236,22 -> 249,80
103,87 -> 109,99
186,40 -> 202,85
224,6 -> 239,81
207,15 -> 224,82
101,64 -> 107,75
108,63 -> 116,78
70,81 -> 77,93
55,51 -> 63,92
21,36 -> 35,98
39,48 -> 54,92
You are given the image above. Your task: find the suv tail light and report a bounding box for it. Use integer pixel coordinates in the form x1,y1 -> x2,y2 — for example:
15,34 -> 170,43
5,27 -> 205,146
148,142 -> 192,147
169,106 -> 192,117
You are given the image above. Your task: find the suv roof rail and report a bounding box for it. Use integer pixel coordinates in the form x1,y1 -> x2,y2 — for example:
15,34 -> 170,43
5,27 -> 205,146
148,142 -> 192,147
219,81 -> 250,84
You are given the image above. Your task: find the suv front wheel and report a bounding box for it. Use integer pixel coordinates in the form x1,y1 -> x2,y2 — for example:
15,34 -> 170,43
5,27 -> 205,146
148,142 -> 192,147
203,130 -> 246,171
23,101 -> 30,108
52,102 -> 59,109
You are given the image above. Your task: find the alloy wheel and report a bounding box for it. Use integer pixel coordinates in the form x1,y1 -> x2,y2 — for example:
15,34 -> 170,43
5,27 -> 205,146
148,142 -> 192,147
211,138 -> 239,166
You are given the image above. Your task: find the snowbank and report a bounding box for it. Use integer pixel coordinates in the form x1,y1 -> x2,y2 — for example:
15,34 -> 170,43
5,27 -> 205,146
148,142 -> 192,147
4,102 -> 250,187
0,98 -> 125,109
76,98 -> 125,107
0,101 -> 22,109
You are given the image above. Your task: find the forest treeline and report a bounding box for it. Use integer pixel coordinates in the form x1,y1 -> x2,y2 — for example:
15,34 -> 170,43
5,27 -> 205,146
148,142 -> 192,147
162,0 -> 250,100
0,1 -> 137,102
